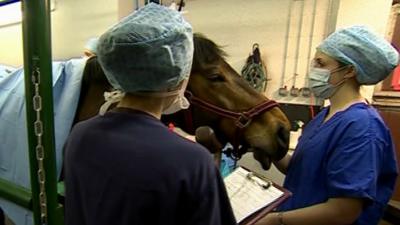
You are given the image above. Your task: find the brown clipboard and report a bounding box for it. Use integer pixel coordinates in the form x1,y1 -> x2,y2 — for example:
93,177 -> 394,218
229,166 -> 292,225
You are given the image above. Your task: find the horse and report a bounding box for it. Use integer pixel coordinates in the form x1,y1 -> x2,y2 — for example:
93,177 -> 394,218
74,33 -> 290,170
163,33 -> 290,169
0,33 -> 290,225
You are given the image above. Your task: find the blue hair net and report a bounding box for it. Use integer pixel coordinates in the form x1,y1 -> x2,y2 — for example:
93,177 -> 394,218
97,3 -> 193,93
84,37 -> 99,55
317,25 -> 399,85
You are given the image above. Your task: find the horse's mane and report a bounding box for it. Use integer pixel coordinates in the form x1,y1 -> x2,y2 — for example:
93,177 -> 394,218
192,33 -> 228,73
73,56 -> 112,124
81,56 -> 110,86
78,56 -> 111,103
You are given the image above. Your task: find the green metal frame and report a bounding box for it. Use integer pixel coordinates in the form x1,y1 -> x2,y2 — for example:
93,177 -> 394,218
0,1 -> 63,225
21,0 -> 62,224
0,179 -> 31,209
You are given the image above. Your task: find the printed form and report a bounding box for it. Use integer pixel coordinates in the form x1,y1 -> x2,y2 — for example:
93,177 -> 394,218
224,167 -> 285,222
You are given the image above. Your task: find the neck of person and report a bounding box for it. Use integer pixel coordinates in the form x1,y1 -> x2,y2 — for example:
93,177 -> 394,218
325,79 -> 365,121
117,94 -> 164,119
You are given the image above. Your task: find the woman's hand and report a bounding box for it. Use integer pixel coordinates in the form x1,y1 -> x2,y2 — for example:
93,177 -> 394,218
253,213 -> 280,225
254,197 -> 363,225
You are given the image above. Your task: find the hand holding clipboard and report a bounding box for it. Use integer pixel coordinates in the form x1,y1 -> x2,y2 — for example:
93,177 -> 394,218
224,167 -> 291,225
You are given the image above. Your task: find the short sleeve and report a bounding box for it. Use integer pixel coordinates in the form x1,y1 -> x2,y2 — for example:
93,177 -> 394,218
326,134 -> 384,201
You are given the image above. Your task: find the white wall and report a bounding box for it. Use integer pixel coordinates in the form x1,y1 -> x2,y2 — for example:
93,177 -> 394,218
335,0 -> 393,102
0,17 -> 23,67
0,0 -> 118,66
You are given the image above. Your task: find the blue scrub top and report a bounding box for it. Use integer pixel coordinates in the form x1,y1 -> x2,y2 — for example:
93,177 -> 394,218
279,103 -> 398,225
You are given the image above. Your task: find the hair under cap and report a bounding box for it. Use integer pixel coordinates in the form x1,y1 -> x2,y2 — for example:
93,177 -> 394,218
97,3 -> 193,93
317,25 -> 399,85
84,37 -> 99,55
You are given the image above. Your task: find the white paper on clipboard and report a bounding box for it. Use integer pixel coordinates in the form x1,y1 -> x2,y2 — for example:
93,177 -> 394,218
224,167 -> 285,222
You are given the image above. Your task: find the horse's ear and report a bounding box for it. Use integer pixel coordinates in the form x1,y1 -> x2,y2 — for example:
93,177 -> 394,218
192,33 -> 228,73
81,57 -> 95,87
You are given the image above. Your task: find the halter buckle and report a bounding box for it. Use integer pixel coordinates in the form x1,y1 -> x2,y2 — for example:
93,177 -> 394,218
235,113 -> 252,129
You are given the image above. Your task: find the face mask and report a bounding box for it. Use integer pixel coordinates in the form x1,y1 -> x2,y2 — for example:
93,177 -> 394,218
162,79 -> 190,115
308,66 -> 346,99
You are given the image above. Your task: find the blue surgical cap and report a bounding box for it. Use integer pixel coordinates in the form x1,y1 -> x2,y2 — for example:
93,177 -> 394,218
85,37 -> 99,55
97,3 -> 194,93
317,25 -> 399,85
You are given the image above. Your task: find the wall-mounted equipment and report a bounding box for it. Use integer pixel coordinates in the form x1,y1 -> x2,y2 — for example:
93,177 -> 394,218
279,0 -> 305,98
290,85 -> 300,97
300,87 -> 311,97
241,43 -> 268,92
279,86 -> 289,96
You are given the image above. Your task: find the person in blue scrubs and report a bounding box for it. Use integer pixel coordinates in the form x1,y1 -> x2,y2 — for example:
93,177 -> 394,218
64,4 -> 236,225
255,25 -> 399,225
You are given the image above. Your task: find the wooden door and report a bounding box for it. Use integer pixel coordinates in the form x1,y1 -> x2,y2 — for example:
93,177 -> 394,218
373,94 -> 400,201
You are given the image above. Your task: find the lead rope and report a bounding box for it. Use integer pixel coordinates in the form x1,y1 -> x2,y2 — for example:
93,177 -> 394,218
31,61 -> 48,225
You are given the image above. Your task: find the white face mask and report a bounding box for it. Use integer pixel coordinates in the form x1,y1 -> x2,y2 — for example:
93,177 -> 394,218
99,79 -> 190,116
162,79 -> 190,115
308,66 -> 347,99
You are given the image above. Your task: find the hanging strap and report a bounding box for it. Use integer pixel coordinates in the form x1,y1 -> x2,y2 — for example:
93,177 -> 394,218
178,0 -> 185,11
184,91 -> 278,161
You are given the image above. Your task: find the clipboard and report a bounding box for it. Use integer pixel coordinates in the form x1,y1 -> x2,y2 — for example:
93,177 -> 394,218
223,166 -> 292,225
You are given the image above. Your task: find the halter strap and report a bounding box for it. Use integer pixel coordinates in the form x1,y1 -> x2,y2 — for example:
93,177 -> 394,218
184,91 -> 279,161
185,91 -> 278,128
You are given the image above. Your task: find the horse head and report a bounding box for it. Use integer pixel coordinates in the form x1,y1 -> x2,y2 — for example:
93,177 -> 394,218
165,33 -> 290,169
76,34 -> 291,170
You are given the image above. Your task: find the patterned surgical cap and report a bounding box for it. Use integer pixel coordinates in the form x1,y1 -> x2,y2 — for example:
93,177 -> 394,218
317,25 -> 399,85
97,3 -> 193,93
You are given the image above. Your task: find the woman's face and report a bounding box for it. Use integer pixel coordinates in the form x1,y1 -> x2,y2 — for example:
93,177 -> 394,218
312,51 -> 347,85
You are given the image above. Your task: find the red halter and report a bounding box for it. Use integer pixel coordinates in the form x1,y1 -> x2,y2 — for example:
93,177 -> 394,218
183,91 -> 279,160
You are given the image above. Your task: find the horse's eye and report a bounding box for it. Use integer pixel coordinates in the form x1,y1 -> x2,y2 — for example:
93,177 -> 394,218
207,74 -> 225,82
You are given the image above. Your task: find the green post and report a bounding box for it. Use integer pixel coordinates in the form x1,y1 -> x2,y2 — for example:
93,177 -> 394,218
21,0 -> 61,225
